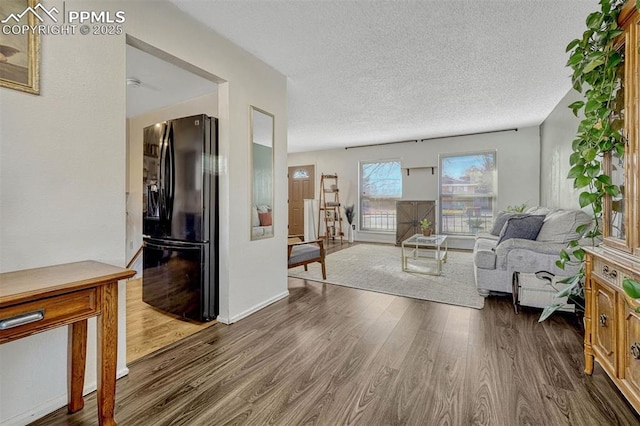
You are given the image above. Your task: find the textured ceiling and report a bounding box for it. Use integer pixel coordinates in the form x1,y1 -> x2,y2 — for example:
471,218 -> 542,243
169,0 -> 597,152
126,44 -> 217,118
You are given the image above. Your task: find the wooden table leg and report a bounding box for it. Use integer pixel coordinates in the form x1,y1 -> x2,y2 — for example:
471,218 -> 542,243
97,282 -> 119,426
68,319 -> 88,413
584,254 -> 594,375
584,315 -> 594,374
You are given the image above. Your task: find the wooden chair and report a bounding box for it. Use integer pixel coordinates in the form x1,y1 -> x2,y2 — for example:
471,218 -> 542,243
287,236 -> 326,279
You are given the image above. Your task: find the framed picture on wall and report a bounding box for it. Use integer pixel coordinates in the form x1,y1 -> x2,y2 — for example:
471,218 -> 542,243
0,0 -> 40,95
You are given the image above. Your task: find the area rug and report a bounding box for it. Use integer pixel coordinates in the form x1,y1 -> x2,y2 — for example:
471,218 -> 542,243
288,244 -> 484,309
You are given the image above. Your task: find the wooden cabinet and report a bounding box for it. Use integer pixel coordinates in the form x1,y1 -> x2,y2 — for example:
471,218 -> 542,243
583,2 -> 640,413
395,200 -> 436,245
585,250 -> 640,412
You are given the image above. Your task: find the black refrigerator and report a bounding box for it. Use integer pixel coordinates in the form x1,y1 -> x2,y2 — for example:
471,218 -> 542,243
142,114 -> 218,322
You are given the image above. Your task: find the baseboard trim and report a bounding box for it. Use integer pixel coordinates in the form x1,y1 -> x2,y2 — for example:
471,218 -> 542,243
3,367 -> 129,426
227,290 -> 289,324
216,315 -> 231,324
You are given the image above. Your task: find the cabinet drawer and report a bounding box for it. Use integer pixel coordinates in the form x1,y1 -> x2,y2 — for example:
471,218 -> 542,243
0,289 -> 98,343
593,278 -> 617,376
592,258 -> 640,290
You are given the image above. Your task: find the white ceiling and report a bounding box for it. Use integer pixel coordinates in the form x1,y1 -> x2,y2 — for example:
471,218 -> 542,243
126,44 -> 217,118
167,0 -> 597,153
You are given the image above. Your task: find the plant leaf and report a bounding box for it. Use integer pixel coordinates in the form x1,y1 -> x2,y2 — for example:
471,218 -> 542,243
575,175 -> 592,189
539,304 -> 564,322
583,58 -> 605,73
568,164 -> 585,178
555,285 -> 573,298
568,51 -> 584,66
605,185 -> 620,197
569,151 -> 583,166
586,164 -> 600,177
579,191 -> 596,207
585,99 -> 601,114
576,223 -> 588,234
573,79 -> 583,93
569,100 -> 585,116
586,12 -> 603,29
558,275 -> 580,285
582,147 -> 597,162
623,278 -> 640,299
609,50 -> 623,66
566,39 -> 581,52
573,248 -> 586,261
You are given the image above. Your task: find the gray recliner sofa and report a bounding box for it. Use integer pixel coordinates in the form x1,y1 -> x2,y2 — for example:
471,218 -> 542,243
473,207 -> 593,296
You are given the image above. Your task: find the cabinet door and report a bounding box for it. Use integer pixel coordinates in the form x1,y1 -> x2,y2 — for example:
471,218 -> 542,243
416,201 -> 436,233
593,278 -> 618,375
623,306 -> 640,405
395,201 -> 414,244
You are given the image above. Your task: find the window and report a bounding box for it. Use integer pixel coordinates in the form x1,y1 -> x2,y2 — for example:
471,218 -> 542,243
292,169 -> 309,179
439,152 -> 496,235
359,159 -> 402,231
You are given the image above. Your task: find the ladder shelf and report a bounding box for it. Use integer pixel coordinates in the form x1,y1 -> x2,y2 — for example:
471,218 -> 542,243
318,173 -> 344,243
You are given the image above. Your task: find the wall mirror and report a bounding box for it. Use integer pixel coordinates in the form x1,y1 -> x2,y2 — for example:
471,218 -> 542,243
250,106 -> 275,240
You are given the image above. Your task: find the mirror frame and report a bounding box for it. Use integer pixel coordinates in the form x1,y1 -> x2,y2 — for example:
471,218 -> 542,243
249,105 -> 275,241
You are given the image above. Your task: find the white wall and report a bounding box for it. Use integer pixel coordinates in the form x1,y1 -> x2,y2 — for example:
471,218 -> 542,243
288,126 -> 541,248
126,93 -> 218,270
540,89 -> 584,209
0,0 -> 287,423
0,1 -> 126,422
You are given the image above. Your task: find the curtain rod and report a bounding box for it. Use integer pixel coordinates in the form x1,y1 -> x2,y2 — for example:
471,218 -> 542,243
344,128 -> 518,150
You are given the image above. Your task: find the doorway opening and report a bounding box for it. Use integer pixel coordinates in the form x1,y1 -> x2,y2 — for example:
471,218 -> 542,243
125,37 -> 222,363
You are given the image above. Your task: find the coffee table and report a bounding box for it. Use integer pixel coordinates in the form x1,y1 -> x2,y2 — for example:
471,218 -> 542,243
401,234 -> 448,275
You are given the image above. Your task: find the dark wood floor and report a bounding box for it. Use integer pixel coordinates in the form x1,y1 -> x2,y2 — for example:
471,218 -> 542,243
34,242 -> 640,425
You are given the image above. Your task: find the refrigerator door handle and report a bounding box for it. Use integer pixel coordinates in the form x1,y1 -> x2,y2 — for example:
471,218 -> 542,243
158,123 -> 169,228
143,240 -> 202,251
158,123 -> 173,227
166,122 -> 175,224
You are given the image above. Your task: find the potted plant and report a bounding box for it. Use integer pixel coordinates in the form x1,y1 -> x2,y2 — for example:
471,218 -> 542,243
420,219 -> 432,236
467,217 -> 484,233
506,203 -> 527,213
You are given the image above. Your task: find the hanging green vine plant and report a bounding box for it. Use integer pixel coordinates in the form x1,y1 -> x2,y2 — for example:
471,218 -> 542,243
564,0 -> 626,221
539,0 -> 630,321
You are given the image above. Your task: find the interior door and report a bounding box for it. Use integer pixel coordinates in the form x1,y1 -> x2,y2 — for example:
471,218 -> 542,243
288,165 -> 315,236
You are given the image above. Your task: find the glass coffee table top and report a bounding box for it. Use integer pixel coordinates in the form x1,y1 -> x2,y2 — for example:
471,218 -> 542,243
403,234 -> 447,246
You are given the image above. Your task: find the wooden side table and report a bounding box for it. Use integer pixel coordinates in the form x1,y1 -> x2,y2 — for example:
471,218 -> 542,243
0,261 -> 135,425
